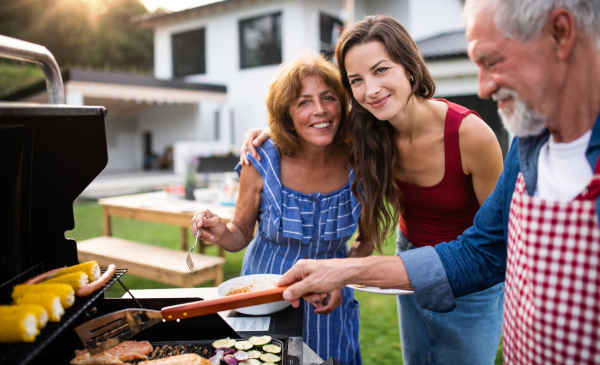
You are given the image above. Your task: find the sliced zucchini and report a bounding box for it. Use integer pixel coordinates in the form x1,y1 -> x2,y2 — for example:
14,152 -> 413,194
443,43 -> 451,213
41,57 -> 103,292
247,350 -> 262,359
263,344 -> 281,354
234,340 -> 254,350
212,338 -> 236,348
249,335 -> 272,346
263,363 -> 277,365
260,353 -> 281,363
239,360 -> 261,365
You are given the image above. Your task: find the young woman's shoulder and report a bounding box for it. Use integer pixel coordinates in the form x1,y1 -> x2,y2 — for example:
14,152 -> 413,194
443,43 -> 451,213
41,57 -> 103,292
458,113 -> 499,150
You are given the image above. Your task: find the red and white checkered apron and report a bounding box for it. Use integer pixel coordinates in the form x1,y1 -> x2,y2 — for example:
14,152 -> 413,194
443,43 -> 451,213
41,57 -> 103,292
504,160 -> 600,364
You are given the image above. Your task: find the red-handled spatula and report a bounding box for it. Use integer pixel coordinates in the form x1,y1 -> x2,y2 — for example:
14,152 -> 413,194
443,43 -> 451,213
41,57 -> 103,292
75,285 -> 290,354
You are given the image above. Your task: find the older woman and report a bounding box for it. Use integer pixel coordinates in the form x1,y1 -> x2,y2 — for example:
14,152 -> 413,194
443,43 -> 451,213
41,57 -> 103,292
190,55 -> 365,365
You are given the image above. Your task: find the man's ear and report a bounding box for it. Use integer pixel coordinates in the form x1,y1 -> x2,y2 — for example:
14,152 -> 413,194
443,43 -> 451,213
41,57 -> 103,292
547,8 -> 576,60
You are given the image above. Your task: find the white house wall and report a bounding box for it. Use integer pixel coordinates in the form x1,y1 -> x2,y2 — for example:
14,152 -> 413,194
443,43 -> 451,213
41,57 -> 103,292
137,104 -> 199,157
104,116 -> 141,172
427,58 -> 480,97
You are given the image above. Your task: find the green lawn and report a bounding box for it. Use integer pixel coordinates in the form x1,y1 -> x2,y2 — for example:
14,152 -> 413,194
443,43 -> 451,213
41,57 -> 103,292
67,201 -> 502,364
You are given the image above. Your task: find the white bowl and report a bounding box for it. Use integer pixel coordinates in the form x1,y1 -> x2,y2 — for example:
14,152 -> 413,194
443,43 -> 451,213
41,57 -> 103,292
217,274 -> 290,315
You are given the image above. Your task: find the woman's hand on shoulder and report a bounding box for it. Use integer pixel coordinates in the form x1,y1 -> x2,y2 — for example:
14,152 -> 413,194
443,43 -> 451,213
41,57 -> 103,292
240,127 -> 272,165
459,113 -> 504,204
191,209 -> 227,242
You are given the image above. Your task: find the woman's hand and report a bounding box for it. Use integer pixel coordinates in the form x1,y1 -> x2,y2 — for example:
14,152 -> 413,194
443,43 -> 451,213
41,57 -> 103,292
311,289 -> 343,315
240,128 -> 271,165
190,209 -> 227,242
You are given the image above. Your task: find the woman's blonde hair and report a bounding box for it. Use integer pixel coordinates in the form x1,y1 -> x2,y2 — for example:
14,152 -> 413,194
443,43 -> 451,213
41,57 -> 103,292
266,54 -> 349,156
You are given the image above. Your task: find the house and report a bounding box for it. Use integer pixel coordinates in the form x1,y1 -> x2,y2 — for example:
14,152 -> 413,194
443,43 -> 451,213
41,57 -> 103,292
5,0 -> 508,180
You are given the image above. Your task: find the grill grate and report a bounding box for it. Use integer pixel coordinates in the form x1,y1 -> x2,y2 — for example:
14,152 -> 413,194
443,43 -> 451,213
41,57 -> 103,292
0,263 -> 45,304
0,267 -> 128,365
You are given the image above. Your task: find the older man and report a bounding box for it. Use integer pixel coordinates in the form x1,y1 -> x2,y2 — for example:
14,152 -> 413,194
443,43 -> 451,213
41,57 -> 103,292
279,0 -> 600,362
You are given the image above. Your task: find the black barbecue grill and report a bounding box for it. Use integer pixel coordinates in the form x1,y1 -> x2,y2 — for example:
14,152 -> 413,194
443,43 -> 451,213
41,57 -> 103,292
0,35 -> 305,365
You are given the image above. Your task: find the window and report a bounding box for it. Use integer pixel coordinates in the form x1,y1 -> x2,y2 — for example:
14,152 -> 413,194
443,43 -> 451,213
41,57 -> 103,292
320,13 -> 343,61
239,12 -> 281,69
172,28 -> 206,77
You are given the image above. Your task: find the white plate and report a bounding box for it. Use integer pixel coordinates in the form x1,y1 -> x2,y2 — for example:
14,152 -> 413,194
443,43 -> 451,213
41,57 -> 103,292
346,284 -> 414,295
217,274 -> 290,315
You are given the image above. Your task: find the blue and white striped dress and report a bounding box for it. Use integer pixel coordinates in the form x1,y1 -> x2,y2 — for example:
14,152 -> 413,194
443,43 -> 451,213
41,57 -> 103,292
235,139 -> 362,365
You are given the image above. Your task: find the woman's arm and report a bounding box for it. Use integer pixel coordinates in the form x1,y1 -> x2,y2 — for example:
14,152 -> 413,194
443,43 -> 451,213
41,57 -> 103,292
459,113 -> 504,204
190,164 -> 263,252
239,128 -> 271,165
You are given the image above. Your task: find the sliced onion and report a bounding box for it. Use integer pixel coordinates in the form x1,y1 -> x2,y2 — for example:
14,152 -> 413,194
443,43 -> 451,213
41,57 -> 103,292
234,350 -> 249,361
216,347 -> 236,355
223,355 -> 238,365
210,349 -> 224,365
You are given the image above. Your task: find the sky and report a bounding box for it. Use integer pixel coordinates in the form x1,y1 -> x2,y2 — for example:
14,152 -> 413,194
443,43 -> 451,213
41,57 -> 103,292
140,0 -> 223,12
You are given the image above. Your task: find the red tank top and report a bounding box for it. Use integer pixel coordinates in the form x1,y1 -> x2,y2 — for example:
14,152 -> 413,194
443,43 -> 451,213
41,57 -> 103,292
396,99 -> 481,247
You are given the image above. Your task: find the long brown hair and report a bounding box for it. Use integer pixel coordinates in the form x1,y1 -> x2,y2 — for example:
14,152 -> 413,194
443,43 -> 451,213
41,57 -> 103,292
335,15 -> 435,249
266,54 -> 350,156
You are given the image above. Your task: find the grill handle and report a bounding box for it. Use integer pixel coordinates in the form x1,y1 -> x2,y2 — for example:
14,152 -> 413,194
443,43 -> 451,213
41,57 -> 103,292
0,34 -> 65,104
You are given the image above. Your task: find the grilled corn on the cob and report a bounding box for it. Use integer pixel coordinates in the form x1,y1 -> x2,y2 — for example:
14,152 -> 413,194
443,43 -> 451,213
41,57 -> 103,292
54,261 -> 100,282
0,309 -> 38,342
0,304 -> 49,329
42,271 -> 88,290
12,283 -> 75,308
16,292 -> 64,322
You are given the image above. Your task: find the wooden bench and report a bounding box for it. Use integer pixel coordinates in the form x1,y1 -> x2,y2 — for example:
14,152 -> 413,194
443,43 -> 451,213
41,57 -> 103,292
77,236 -> 226,288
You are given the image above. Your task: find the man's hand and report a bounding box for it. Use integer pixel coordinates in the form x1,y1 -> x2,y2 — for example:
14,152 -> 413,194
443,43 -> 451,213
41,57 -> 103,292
277,259 -> 352,308
312,289 -> 343,315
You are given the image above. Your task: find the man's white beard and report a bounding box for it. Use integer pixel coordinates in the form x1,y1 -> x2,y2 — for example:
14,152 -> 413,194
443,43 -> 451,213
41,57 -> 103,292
492,88 -> 546,137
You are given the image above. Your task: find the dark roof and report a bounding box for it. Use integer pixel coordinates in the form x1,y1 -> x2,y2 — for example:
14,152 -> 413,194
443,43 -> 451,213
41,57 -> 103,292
2,67 -> 226,101
416,29 -> 468,60
131,0 -> 256,28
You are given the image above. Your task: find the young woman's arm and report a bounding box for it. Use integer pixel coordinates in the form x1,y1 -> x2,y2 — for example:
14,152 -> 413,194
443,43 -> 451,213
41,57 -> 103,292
459,113 -> 504,204
190,164 -> 262,252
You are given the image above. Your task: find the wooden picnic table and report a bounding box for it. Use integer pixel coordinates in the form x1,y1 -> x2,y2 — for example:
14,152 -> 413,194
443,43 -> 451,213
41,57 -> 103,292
76,191 -> 235,287
98,191 -> 234,255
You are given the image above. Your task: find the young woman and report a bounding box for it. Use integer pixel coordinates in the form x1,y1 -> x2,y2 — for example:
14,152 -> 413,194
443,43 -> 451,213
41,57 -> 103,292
191,55 -> 367,365
240,16 -> 505,365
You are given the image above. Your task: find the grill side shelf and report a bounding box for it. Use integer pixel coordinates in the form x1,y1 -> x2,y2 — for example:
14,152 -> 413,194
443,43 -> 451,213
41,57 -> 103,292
0,267 -> 128,365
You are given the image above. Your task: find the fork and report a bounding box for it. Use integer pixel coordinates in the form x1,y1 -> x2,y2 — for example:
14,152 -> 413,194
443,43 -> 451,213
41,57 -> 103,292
186,229 -> 200,273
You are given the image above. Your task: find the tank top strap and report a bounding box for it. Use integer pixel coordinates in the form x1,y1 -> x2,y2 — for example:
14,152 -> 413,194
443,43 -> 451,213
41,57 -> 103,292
436,98 -> 482,178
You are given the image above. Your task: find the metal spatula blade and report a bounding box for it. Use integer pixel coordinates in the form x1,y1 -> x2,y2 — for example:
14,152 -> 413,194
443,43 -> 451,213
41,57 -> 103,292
74,309 -> 163,354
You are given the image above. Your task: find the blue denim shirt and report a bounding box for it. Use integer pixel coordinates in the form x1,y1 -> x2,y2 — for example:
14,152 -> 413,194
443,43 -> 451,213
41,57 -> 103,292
399,112 -> 600,312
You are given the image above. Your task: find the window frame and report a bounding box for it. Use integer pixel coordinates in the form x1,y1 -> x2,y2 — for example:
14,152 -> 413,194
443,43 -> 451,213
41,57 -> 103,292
238,11 -> 282,69
172,27 -> 206,77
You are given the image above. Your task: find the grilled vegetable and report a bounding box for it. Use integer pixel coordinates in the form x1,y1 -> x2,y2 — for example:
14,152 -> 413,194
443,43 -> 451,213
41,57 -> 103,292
246,350 -> 262,359
55,261 -> 101,282
0,309 -> 38,342
260,353 -> 281,363
234,350 -> 249,361
212,339 -> 236,348
263,363 -> 277,365
248,335 -> 271,346
238,360 -> 260,365
263,344 -> 281,354
43,271 -> 88,290
12,283 -> 75,308
16,292 -> 64,322
222,355 -> 237,365
0,304 -> 48,329
234,340 -> 253,351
